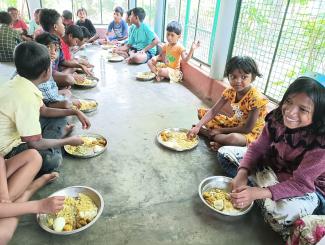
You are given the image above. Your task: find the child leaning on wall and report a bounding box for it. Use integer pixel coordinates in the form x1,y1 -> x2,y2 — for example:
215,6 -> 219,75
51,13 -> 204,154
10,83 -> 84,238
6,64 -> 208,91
216,73 -> 325,240
147,21 -> 200,83
187,56 -> 269,150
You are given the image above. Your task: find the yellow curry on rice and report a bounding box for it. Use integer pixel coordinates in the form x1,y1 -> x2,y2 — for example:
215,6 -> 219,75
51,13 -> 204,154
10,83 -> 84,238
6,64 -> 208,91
75,78 -> 95,86
203,188 -> 241,213
65,136 -> 106,156
159,130 -> 197,150
72,100 -> 97,111
47,193 -> 98,232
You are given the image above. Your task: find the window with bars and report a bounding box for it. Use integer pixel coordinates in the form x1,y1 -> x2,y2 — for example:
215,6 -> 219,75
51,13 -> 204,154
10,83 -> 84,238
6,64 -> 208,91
231,0 -> 325,102
165,0 -> 220,65
135,0 -> 158,28
40,0 -> 128,25
1,0 -> 30,22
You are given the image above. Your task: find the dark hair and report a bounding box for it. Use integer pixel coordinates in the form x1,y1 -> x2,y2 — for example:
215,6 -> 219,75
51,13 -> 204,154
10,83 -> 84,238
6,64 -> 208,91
7,7 -> 18,12
166,21 -> 182,35
62,10 -> 72,20
14,42 -> 50,80
39,8 -> 61,32
77,8 -> 87,16
35,8 -> 41,14
126,8 -> 133,17
35,32 -> 59,46
132,7 -> 146,22
224,56 -> 262,81
66,25 -> 83,41
80,26 -> 91,39
114,6 -> 124,16
0,11 -> 12,25
273,77 -> 325,134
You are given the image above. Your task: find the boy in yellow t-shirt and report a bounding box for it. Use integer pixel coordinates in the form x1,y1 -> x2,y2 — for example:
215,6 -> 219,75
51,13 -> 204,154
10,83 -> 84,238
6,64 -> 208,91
147,21 -> 200,82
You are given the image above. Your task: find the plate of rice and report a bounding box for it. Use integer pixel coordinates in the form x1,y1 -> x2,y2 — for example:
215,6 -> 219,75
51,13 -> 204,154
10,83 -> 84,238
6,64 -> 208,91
157,128 -> 199,151
37,186 -> 104,235
72,99 -> 98,113
64,133 -> 107,158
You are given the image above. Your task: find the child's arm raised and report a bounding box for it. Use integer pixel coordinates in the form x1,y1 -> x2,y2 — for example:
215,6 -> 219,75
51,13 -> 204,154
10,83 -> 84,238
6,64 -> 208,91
188,97 -> 227,138
181,41 -> 200,62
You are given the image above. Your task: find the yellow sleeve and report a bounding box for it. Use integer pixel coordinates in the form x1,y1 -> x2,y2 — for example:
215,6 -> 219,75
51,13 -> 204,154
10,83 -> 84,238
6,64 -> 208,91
14,96 -> 42,137
222,88 -> 235,101
247,89 -> 269,110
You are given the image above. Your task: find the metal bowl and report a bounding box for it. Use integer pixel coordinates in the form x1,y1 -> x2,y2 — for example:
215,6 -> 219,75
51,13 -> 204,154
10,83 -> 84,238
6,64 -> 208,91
156,128 -> 199,152
73,77 -> 98,89
77,98 -> 98,113
136,71 -> 156,81
198,176 -> 253,217
37,186 -> 104,235
64,133 -> 108,158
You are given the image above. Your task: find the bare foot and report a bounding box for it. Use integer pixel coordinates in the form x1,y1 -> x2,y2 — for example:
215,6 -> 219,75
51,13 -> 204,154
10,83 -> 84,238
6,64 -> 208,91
20,172 -> 59,201
63,124 -> 75,137
209,142 -> 221,151
156,76 -> 162,81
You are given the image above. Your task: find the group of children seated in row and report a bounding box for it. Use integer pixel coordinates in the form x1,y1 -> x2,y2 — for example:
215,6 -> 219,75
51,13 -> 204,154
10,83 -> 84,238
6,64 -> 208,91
1,5 -> 325,245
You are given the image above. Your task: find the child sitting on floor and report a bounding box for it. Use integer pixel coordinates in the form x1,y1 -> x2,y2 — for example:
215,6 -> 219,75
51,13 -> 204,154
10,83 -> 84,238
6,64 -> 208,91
36,32 -> 80,109
0,153 -> 64,245
147,21 -> 200,82
0,41 -> 90,174
76,7 -> 99,43
106,6 -> 128,42
217,73 -> 325,239
39,8 -> 92,88
113,7 -> 159,64
187,56 -> 268,150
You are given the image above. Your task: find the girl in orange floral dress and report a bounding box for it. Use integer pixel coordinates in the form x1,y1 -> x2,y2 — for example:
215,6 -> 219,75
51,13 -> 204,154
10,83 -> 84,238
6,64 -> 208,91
188,56 -> 268,150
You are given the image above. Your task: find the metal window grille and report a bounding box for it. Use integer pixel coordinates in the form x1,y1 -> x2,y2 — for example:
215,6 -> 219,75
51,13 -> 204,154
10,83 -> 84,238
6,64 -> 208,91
165,0 -> 220,66
231,0 -> 325,102
136,0 -> 157,28
1,0 -> 30,22
40,0 -> 128,25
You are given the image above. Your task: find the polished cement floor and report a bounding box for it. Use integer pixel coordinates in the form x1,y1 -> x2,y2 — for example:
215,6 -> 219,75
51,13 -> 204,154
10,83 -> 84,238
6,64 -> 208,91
1,46 -> 282,245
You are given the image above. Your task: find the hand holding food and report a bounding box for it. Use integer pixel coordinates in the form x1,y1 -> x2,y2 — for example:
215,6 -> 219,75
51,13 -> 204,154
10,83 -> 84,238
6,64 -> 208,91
38,196 -> 65,214
187,125 -> 200,139
75,110 -> 91,129
66,136 -> 84,146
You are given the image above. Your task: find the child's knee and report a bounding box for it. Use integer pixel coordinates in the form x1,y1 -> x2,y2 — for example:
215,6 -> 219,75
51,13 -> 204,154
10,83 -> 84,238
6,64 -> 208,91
0,229 -> 14,245
27,149 -> 42,167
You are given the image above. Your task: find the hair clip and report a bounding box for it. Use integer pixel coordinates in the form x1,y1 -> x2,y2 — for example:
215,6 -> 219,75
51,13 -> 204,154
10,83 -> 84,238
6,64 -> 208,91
299,72 -> 325,87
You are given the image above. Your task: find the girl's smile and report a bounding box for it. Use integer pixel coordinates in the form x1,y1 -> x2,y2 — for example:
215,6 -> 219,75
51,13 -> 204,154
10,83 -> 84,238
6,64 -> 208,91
282,92 -> 314,129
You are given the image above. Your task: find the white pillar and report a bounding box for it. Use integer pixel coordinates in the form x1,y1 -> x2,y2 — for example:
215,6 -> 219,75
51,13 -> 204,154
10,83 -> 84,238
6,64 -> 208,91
209,0 -> 238,80
154,0 -> 165,40
27,0 -> 41,15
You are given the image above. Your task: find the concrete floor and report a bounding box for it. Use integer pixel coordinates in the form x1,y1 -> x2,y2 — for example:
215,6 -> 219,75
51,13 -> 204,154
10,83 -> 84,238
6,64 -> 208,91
4,46 -> 282,245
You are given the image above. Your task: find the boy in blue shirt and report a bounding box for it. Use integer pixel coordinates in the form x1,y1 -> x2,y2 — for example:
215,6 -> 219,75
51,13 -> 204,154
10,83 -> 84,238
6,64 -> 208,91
115,7 -> 159,64
106,6 -> 128,42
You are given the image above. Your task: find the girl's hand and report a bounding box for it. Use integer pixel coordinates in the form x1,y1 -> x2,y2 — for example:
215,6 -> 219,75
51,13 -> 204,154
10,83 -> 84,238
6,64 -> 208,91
230,168 -> 248,190
187,125 -> 200,139
191,41 -> 200,50
75,110 -> 91,129
78,59 -> 94,68
66,136 -> 84,146
38,196 -> 65,214
230,186 -> 256,209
